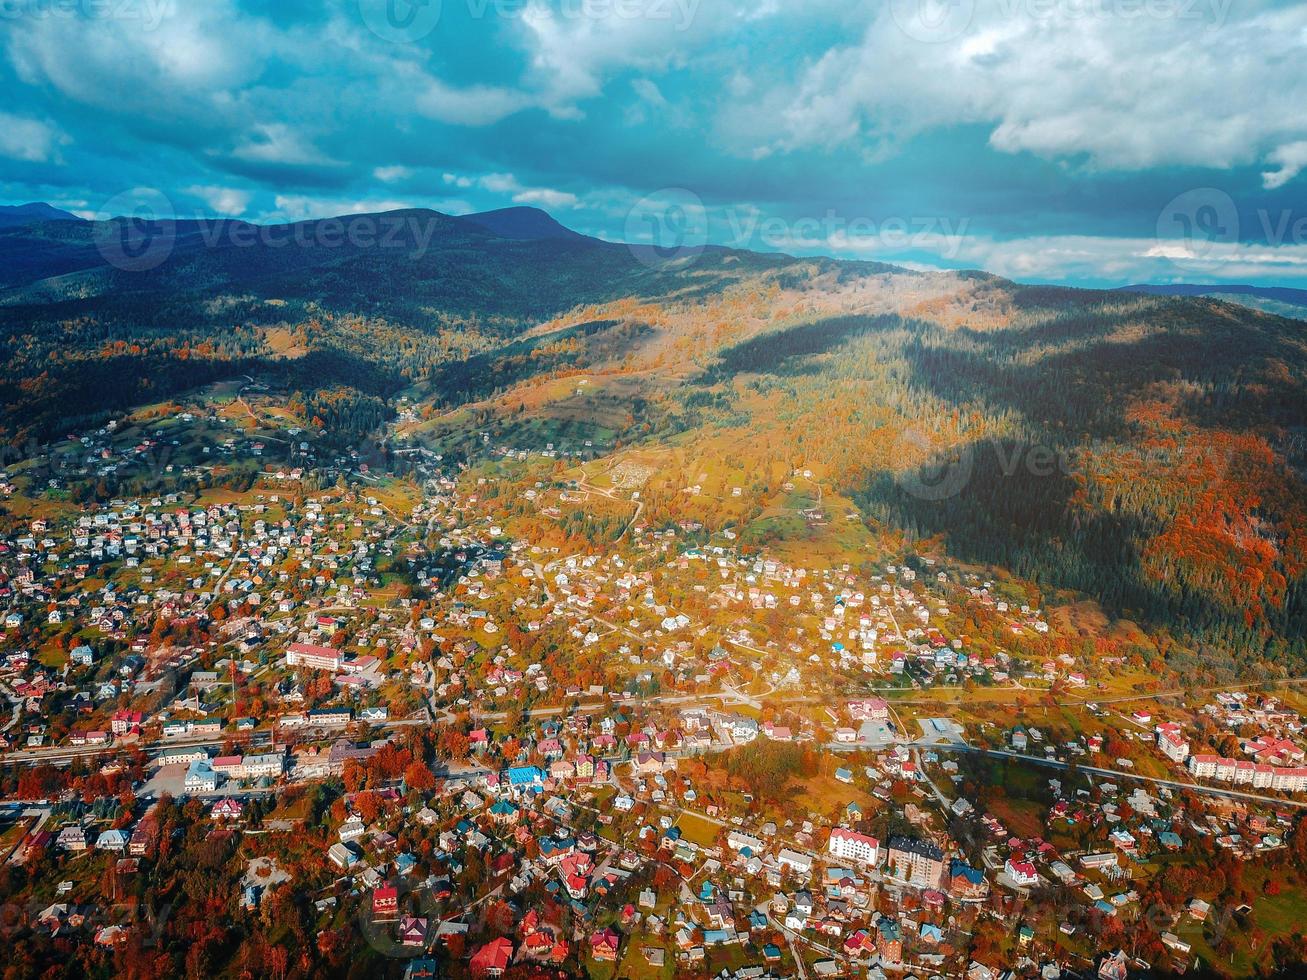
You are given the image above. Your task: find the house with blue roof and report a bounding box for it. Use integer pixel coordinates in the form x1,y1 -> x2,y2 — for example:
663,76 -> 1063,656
507,765 -> 544,788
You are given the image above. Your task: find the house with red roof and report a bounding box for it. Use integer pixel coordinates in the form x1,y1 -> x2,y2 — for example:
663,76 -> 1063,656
590,927 -> 620,961
373,884 -> 399,920
469,937 -> 513,977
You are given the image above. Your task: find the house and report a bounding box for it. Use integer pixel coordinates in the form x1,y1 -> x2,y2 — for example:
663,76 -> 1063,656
1080,852 -> 1119,870
590,927 -> 620,961
1155,723 -> 1190,763
373,884 -> 399,920
469,937 -> 514,977
405,959 -> 438,980
949,859 -> 988,898
399,916 -> 428,947
328,842 -> 362,869
339,815 -> 366,841
95,829 -> 128,852
111,710 -> 143,735
212,755 -> 243,777
129,823 -> 157,857
1098,950 -> 1129,980
184,759 -> 218,793
308,707 -> 352,727
159,746 -> 208,766
726,830 -> 765,854
211,799 -> 244,821
1004,858 -> 1040,888
848,698 -> 889,721
777,848 -> 813,877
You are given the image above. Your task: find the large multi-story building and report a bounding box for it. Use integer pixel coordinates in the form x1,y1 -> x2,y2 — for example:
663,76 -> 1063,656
286,642 -> 341,672
1188,753 -> 1307,792
828,828 -> 880,867
885,836 -> 944,887
1155,723 -> 1190,763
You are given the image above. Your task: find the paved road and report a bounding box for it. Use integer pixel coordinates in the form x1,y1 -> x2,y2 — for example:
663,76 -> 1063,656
928,744 -> 1307,810
1065,675 -> 1307,707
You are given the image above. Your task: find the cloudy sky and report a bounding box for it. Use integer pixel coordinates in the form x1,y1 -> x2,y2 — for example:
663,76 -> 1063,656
3,0 -> 1307,286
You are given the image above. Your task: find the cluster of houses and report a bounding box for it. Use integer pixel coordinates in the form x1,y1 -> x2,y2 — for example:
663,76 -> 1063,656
1153,714 -> 1307,794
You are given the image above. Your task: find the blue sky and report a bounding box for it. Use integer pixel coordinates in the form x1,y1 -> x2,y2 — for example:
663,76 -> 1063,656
3,0 -> 1307,287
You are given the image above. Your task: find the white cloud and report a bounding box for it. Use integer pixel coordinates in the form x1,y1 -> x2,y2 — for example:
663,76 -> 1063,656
5,0 -> 266,115
413,77 -> 530,126
719,3 -> 1307,173
454,172 -> 579,210
0,113 -> 66,163
948,233 -> 1307,284
270,195 -> 412,222
186,184 -> 252,216
232,124 -> 337,167
374,165 -> 413,183
512,187 -> 579,209
1261,141 -> 1307,190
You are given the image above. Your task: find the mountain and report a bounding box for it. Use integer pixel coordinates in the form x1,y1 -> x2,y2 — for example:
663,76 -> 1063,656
0,202 -> 81,229
1,206 -> 1304,675
457,205 -> 590,242
1119,283 -> 1307,320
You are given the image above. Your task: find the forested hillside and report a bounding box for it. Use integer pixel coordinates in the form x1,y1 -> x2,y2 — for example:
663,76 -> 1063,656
2,207 -> 1304,674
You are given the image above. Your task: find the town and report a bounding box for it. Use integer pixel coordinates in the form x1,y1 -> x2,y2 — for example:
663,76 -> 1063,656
0,395 -> 1305,980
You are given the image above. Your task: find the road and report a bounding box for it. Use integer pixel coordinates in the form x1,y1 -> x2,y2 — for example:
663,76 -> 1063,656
0,681 -> 21,733
1066,675 -> 1307,707
574,479 -> 642,541
928,744 -> 1307,810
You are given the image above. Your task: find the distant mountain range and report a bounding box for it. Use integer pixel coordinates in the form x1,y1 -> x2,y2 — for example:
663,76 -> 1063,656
0,202 -> 80,229
459,205 -> 590,242
1,199 -> 1304,672
1119,283 -> 1307,320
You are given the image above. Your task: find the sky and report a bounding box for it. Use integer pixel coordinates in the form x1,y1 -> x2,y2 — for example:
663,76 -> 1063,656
3,0 -> 1307,287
